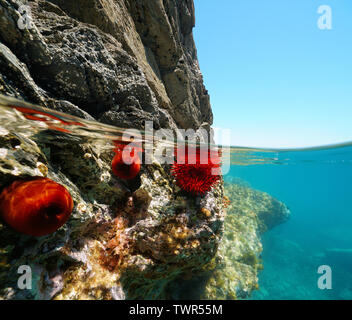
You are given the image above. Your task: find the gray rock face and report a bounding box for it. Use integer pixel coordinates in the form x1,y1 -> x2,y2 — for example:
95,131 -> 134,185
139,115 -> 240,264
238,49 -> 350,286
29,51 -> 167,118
0,0 -> 212,131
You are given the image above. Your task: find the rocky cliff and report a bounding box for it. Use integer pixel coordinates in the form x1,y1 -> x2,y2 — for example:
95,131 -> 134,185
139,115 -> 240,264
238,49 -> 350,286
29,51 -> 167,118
0,0 -> 212,131
0,0 -> 219,300
0,0 -> 290,300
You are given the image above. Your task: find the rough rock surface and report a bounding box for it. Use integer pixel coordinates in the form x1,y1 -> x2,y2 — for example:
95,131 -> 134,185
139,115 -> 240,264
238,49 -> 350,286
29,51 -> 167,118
164,181 -> 290,300
0,0 -> 212,131
201,182 -> 290,299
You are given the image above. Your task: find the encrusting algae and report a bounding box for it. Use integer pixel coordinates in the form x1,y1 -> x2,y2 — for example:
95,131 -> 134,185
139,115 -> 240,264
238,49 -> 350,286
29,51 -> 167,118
55,215 -> 131,300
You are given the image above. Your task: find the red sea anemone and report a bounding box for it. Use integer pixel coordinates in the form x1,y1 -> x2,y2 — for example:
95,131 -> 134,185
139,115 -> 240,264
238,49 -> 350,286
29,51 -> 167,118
111,141 -> 141,180
171,146 -> 222,195
0,177 -> 74,237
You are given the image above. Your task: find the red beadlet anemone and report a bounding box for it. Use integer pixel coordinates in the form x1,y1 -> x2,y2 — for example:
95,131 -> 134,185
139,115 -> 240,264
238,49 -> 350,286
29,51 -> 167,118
0,177 -> 74,237
171,146 -> 222,195
111,141 -> 142,180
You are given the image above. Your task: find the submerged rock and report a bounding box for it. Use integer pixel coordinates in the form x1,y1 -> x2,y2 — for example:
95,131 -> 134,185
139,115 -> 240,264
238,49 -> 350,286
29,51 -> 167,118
200,182 -> 290,300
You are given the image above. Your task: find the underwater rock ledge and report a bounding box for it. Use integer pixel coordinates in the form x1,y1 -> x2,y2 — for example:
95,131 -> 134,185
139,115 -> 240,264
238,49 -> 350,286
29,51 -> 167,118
165,181 -> 290,300
201,181 -> 290,300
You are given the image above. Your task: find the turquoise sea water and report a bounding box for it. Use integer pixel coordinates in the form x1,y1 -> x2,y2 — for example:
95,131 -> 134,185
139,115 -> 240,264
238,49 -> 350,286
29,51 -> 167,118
227,145 -> 352,300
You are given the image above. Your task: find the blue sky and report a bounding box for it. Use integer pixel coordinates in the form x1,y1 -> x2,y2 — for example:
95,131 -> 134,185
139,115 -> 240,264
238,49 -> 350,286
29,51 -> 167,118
193,0 -> 352,148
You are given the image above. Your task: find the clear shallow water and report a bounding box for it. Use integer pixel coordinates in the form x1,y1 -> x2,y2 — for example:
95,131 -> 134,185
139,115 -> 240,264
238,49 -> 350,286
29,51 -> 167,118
228,145 -> 352,300
1,95 -> 352,300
